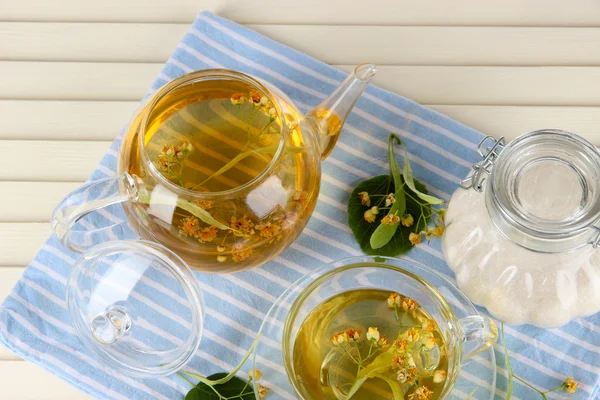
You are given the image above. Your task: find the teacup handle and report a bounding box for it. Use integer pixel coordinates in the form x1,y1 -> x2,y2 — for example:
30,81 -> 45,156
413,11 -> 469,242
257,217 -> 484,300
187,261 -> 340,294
458,315 -> 498,359
51,173 -> 138,253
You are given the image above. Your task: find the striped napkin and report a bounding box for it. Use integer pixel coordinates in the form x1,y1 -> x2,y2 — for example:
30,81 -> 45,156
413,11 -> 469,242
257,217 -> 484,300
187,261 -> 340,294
1,11 -> 598,400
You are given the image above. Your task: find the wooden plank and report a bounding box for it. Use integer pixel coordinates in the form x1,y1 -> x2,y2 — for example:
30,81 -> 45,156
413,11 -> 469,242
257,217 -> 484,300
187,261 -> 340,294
428,105 -> 600,143
3,100 -> 600,144
366,65 -> 600,106
2,23 -> 600,66
0,223 -> 51,266
0,100 -> 136,140
0,361 -> 91,399
1,0 -> 599,26
0,62 -> 161,101
0,23 -> 186,63
0,141 -> 111,181
0,349 -> 20,361
0,182 -> 80,222
1,61 -> 599,106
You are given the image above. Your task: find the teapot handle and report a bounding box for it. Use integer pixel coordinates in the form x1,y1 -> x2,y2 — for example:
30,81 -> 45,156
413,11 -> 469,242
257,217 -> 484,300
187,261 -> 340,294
51,173 -> 138,253
458,315 -> 498,359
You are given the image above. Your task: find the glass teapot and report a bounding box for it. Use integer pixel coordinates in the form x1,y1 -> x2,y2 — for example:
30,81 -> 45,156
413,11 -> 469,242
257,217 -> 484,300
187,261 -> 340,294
52,63 -> 377,273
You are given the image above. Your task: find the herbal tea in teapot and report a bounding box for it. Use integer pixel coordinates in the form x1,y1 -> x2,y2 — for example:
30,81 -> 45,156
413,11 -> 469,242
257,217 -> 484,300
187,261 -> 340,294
52,65 -> 377,273
137,79 -> 288,192
292,289 -> 448,400
120,73 -> 321,271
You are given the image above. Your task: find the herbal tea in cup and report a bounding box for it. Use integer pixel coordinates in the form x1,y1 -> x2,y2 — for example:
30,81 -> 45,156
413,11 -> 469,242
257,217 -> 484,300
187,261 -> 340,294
252,256 -> 498,400
292,289 -> 448,399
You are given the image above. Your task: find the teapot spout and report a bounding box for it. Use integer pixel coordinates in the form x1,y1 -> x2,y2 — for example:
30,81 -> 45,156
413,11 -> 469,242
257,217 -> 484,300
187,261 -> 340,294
305,62 -> 377,159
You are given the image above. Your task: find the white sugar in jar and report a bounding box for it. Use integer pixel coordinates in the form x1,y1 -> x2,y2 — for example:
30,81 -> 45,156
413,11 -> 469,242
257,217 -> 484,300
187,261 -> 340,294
442,130 -> 600,327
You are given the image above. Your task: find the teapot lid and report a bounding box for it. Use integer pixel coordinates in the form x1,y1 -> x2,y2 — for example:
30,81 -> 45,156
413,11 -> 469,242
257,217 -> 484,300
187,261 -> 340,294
66,240 -> 204,377
488,129 -> 600,252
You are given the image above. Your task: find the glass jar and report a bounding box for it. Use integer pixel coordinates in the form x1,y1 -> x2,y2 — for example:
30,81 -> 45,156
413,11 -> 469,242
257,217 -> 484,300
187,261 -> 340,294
442,129 -> 600,327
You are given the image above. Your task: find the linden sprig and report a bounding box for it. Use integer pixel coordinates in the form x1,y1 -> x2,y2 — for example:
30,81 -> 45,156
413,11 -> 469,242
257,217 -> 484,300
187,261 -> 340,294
348,134 -> 446,256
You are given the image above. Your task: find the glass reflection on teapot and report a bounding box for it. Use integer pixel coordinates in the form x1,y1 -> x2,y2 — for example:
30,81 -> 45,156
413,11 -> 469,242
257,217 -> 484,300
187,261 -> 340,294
51,64 -> 377,272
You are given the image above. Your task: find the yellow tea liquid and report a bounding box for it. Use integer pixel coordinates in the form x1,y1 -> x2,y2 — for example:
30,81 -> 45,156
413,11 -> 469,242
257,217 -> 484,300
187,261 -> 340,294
121,78 -> 320,272
142,80 -> 286,192
292,289 -> 448,400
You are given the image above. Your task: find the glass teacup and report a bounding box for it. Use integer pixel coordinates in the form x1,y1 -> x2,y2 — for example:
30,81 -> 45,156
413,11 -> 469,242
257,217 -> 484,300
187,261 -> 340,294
252,256 -> 498,400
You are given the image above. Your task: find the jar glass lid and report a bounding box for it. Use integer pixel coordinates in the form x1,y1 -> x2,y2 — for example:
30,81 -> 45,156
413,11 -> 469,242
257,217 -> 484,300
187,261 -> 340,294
66,240 -> 204,377
488,129 -> 600,251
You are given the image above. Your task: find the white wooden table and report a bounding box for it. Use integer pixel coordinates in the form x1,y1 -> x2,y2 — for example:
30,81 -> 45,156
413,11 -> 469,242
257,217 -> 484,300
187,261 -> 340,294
0,1 -> 599,398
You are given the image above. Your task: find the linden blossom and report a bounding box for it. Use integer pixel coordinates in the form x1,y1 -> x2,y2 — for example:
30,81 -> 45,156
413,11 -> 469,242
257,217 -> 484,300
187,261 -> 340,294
326,292 -> 447,400
349,133 -> 446,257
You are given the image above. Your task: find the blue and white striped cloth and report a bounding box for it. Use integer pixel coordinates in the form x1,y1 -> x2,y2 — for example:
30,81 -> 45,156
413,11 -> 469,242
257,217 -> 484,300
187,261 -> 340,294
1,12 -> 598,400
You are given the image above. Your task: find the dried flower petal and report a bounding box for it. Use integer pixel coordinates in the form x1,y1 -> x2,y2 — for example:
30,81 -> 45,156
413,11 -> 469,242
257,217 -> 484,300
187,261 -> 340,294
359,191 -> 371,207
178,216 -> 200,237
257,384 -> 269,399
330,331 -> 348,346
422,333 -> 437,350
385,193 -> 396,207
397,367 -> 418,384
563,377 -> 578,394
437,208 -> 446,223
192,199 -> 214,210
387,293 -> 401,308
381,212 -> 400,225
401,297 -> 419,311
424,319 -> 436,332
249,369 -> 262,381
401,214 -> 414,227
433,370 -> 446,383
345,328 -> 362,342
230,215 -> 255,237
290,190 -> 308,211
198,226 -> 218,243
255,221 -> 281,239
409,385 -> 433,400
409,232 -> 421,245
428,225 -> 445,238
405,328 -> 420,342
366,327 -> 380,342
392,353 -> 407,369
364,209 -> 376,223
394,339 -> 409,352
232,242 -> 253,262
249,91 -> 262,104
377,335 -> 389,347
231,93 -> 246,105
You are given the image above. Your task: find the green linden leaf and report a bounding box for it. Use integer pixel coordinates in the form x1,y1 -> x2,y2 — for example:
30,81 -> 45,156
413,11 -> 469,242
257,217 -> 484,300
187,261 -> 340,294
177,199 -> 232,231
137,192 -> 234,232
185,373 -> 254,400
372,373 -> 405,400
402,147 -> 444,205
388,134 -> 403,187
196,145 -> 279,187
369,187 -> 406,249
346,350 -> 396,399
348,175 -> 432,257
